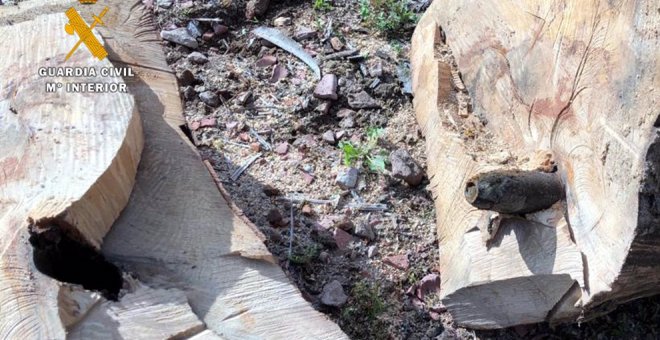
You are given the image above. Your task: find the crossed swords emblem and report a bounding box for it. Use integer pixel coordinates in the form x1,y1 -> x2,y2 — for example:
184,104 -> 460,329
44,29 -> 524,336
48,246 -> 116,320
64,6 -> 109,61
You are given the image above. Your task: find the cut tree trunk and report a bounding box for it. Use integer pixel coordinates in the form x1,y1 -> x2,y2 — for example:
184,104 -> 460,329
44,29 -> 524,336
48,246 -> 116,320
1,1 -> 346,339
411,0 -> 660,329
0,6 -> 143,338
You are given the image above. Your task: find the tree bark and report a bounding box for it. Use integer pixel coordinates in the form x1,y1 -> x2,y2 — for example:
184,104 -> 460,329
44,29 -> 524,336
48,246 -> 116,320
411,0 -> 660,329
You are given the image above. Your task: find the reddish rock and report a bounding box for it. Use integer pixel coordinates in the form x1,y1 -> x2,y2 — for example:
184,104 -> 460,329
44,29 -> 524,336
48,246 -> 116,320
294,26 -> 317,41
274,142 -> 289,155
314,74 -> 338,100
250,142 -> 262,152
333,228 -> 354,250
189,121 -> 201,131
335,220 -> 354,231
202,31 -> 215,42
336,108 -> 355,118
330,37 -> 344,51
269,64 -> 288,83
239,132 -> 251,142
383,254 -> 409,270
390,149 -> 424,186
301,171 -> 314,185
292,135 -> 317,150
301,204 -> 313,215
213,23 -> 229,36
416,273 -> 440,300
319,215 -> 341,229
199,117 -> 217,128
256,55 -> 277,67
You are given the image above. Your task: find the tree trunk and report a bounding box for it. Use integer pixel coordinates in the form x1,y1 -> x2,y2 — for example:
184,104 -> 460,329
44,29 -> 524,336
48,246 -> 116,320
1,1 -> 346,338
411,0 -> 660,329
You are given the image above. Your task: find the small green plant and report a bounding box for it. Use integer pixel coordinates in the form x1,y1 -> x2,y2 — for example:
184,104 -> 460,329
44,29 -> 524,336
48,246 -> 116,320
288,243 -> 320,264
339,280 -> 389,338
359,0 -> 418,35
313,0 -> 333,11
338,127 -> 388,173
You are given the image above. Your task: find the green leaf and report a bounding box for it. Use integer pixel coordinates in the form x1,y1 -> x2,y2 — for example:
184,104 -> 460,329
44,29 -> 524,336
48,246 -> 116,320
339,141 -> 361,167
367,154 -> 387,173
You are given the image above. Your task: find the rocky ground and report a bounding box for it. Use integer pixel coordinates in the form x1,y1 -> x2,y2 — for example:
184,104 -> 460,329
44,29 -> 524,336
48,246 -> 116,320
143,0 -> 659,339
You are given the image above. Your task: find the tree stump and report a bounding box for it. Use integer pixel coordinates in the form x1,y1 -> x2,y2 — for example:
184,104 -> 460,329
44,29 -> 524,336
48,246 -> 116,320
0,9 -> 143,338
411,0 -> 660,329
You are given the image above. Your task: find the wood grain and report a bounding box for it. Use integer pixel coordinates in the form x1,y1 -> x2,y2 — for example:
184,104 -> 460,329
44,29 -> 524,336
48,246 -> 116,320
411,0 -> 660,329
0,10 -> 142,338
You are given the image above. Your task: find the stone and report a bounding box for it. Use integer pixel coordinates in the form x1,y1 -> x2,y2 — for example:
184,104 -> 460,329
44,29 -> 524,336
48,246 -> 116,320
315,102 -> 331,114
335,220 -> 354,231
262,185 -> 280,197
157,0 -> 173,8
189,121 -> 201,131
367,245 -> 379,258
274,142 -> 289,155
336,108 -> 355,118
187,21 -> 203,38
213,23 -> 229,36
246,0 -> 271,19
301,171 -> 314,185
199,91 -> 220,107
161,28 -> 198,49
397,62 -> 413,95
416,274 -> 441,300
273,17 -> 292,27
294,26 -> 317,41
314,74 -> 338,100
330,37 -> 344,51
301,204 -> 313,215
269,64 -> 288,83
202,31 -> 215,42
266,209 -> 286,227
182,86 -> 195,100
322,130 -> 336,145
292,135 -> 317,150
187,52 -> 208,64
389,149 -> 424,186
339,115 -> 355,129
355,223 -> 375,241
348,91 -> 379,109
199,118 -> 216,128
333,228 -> 354,250
369,59 -> 384,77
256,55 -> 277,67
177,69 -> 196,86
320,280 -> 347,307
335,167 -> 359,189
383,254 -> 409,270
250,142 -> 262,152
236,91 -> 252,106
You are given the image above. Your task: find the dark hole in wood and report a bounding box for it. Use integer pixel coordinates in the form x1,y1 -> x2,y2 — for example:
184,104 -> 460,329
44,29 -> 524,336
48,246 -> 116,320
28,219 -> 123,301
179,123 -> 195,145
465,181 -> 478,203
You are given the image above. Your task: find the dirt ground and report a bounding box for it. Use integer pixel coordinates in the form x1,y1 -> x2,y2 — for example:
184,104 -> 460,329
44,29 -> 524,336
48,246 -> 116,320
147,0 -> 659,339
